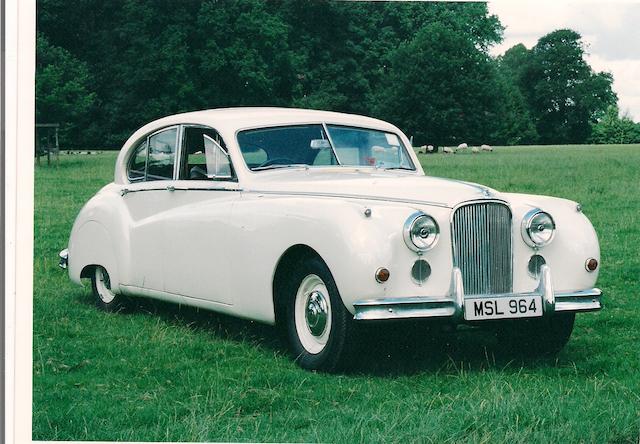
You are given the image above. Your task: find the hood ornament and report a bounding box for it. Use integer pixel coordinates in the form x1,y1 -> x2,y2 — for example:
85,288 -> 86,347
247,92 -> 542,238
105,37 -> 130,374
481,188 -> 492,198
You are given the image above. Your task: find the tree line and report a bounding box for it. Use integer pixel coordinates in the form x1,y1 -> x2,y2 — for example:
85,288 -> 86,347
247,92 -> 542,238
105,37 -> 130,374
36,0 -> 639,148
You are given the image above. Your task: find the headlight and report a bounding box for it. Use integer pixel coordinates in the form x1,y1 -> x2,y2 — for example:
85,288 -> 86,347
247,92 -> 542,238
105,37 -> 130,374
521,209 -> 555,247
403,212 -> 439,252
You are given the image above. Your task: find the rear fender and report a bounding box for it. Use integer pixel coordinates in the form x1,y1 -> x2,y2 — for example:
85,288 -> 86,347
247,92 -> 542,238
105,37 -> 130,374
68,220 -> 120,293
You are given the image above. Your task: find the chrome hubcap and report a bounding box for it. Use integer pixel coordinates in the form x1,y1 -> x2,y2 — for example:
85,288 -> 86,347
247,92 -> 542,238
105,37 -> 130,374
95,267 -> 116,304
305,290 -> 328,336
294,274 -> 332,354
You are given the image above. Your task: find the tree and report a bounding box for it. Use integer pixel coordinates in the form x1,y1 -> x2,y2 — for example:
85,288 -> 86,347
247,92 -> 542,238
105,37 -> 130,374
493,44 -> 539,145
37,2 -> 622,148
371,20 -> 503,147
590,106 -> 640,144
519,29 -> 617,144
491,73 -> 539,145
35,33 -> 96,147
195,0 -> 295,108
37,0 -> 508,147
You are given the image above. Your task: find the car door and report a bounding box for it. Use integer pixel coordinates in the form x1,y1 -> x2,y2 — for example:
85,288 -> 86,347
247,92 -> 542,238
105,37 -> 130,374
121,125 -> 181,292
159,125 -> 240,305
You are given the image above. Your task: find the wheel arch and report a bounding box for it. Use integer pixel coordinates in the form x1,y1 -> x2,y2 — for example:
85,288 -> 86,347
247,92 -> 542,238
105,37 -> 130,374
80,264 -> 97,279
68,220 -> 121,293
272,244 -> 326,327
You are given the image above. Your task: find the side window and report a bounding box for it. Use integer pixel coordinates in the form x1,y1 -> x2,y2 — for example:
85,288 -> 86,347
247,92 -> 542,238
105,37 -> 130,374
180,126 -> 233,180
147,127 -> 178,181
203,135 -> 231,178
127,139 -> 148,181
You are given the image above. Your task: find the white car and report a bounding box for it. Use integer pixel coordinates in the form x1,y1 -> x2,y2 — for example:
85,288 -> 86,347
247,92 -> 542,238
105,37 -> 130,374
60,108 -> 602,371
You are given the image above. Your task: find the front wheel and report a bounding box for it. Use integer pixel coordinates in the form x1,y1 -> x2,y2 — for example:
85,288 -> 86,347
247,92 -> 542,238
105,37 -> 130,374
91,266 -> 126,312
285,256 -> 353,372
496,312 -> 575,356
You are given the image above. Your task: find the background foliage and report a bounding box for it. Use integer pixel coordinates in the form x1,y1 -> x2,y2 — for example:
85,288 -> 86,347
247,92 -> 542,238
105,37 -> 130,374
36,0 -> 638,148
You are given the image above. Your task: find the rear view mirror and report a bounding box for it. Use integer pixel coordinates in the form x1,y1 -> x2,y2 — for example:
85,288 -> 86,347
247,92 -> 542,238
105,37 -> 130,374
310,139 -> 331,150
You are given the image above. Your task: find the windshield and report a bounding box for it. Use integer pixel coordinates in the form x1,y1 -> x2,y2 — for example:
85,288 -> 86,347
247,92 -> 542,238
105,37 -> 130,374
237,124 -> 415,171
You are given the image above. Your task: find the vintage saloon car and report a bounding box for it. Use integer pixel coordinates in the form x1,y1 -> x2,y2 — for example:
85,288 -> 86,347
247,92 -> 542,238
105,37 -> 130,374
61,108 -> 602,371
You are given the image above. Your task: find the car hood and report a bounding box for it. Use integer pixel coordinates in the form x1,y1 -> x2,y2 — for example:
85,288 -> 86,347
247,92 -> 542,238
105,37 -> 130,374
245,168 -> 499,208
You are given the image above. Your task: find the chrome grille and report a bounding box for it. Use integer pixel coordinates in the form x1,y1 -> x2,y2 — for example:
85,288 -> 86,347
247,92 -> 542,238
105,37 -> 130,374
452,201 -> 512,295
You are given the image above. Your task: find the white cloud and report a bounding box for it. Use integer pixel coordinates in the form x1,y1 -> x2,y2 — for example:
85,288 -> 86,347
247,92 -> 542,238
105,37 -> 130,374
586,55 -> 640,118
488,1 -> 640,119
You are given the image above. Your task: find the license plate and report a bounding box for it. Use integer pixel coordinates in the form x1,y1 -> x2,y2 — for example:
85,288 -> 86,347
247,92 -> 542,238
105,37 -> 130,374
464,295 -> 543,321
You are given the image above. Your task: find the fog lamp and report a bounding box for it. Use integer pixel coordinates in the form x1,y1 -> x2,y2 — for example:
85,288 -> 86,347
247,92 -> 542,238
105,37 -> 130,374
411,260 -> 431,284
528,254 -> 546,278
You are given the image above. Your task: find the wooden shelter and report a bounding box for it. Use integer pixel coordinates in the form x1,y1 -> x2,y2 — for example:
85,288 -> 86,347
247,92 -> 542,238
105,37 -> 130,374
35,123 -> 60,166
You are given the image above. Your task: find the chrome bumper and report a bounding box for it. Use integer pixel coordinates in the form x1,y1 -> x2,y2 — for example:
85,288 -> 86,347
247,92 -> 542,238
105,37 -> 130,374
353,265 -> 602,321
58,248 -> 69,269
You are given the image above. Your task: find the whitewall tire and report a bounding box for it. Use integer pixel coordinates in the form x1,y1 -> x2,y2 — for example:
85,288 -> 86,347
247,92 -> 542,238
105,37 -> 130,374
91,266 -> 125,312
285,256 -> 352,371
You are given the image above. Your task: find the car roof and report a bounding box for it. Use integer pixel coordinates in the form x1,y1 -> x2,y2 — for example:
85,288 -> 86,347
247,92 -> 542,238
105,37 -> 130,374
136,107 -> 401,136
115,107 -> 414,184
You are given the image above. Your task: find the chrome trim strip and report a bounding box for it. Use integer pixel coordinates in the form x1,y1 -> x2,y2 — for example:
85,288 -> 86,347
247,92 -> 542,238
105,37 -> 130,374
321,122 -> 343,165
173,124 -> 184,180
120,187 -> 242,196
352,266 -> 602,321
245,189 -> 451,208
451,267 -> 464,319
555,288 -> 602,312
353,297 -> 457,321
538,264 -> 555,314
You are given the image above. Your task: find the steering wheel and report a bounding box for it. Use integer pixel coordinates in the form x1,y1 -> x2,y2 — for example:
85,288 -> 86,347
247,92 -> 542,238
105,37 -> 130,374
257,157 -> 296,168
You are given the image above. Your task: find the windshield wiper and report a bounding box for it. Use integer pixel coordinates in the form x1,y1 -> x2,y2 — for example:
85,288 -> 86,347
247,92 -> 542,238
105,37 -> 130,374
384,166 -> 415,171
252,164 -> 309,171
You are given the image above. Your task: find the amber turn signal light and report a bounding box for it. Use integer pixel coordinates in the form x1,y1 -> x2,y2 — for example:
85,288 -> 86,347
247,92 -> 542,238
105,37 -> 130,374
375,267 -> 390,283
585,258 -> 598,272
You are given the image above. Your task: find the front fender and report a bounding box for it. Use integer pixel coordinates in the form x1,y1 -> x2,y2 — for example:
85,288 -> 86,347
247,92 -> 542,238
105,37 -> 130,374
505,193 -> 600,292
229,193 -> 452,322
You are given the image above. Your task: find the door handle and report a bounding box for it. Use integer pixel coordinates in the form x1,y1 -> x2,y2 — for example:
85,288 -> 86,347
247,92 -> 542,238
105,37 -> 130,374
166,185 -> 176,192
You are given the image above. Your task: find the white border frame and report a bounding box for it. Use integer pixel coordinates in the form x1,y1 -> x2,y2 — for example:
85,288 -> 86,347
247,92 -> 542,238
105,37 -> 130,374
4,0 -> 35,442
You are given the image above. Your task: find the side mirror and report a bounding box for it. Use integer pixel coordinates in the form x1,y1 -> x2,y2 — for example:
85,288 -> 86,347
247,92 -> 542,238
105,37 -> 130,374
310,139 -> 331,150
203,135 -> 232,180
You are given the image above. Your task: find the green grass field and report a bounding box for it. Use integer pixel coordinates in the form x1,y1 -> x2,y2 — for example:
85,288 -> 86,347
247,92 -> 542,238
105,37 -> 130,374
33,145 -> 640,442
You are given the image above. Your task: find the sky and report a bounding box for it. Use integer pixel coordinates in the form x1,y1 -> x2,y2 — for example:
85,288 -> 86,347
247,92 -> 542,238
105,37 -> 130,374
488,1 -> 640,121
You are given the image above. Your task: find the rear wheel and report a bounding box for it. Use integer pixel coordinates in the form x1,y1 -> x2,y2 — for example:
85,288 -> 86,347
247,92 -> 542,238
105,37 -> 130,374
496,313 -> 575,355
91,266 -> 125,312
284,256 -> 353,371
